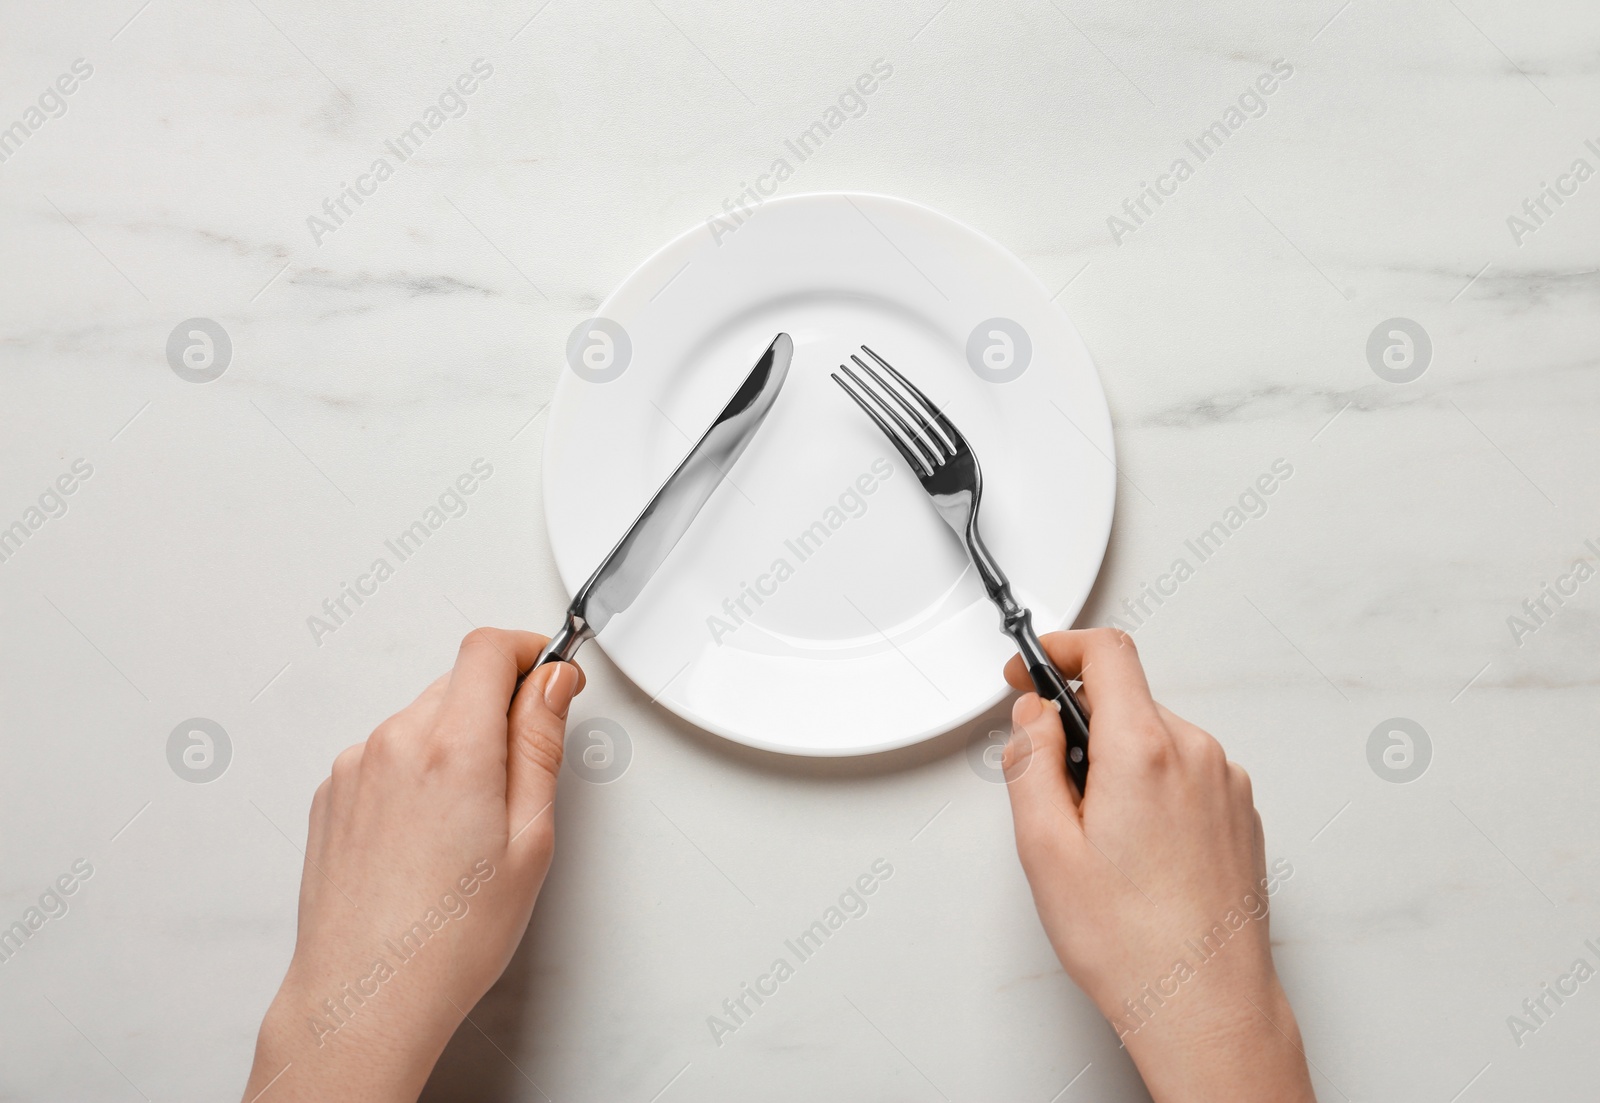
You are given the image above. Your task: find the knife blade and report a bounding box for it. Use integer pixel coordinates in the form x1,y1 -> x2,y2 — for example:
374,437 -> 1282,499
531,331 -> 794,671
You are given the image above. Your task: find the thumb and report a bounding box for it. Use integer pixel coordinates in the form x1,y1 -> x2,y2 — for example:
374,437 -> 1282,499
505,661 -> 578,850
1004,693 -> 1082,838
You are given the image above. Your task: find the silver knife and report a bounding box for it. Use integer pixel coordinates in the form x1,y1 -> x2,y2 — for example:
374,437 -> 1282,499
530,331 -> 794,672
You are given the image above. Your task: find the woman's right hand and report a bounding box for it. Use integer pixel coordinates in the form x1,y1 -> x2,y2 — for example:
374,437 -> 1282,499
1001,629 -> 1316,1103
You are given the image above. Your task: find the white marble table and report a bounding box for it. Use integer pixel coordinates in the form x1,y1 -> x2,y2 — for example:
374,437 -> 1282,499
3,1 -> 1598,1099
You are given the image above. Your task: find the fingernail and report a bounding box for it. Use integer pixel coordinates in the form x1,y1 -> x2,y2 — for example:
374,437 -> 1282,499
1003,696 -> 1040,777
542,663 -> 577,717
1012,693 -> 1044,727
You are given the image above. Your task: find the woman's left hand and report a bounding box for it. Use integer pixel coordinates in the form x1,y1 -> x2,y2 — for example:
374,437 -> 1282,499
242,629 -> 581,1103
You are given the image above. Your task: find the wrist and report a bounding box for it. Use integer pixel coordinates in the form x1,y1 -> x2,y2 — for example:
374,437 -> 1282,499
246,972 -> 454,1103
1113,975 -> 1316,1103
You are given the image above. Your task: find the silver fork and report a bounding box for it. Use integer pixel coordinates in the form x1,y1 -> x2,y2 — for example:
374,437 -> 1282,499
833,345 -> 1092,791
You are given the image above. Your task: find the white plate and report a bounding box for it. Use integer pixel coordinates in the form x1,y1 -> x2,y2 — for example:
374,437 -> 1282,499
543,193 -> 1115,756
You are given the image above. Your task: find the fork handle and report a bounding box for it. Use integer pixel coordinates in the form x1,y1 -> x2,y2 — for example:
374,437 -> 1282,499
1027,660 -> 1092,793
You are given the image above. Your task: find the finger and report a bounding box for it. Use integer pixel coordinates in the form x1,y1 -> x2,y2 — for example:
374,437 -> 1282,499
1005,632 -> 1096,688
504,660 -> 580,854
435,629 -> 551,761
1004,693 -> 1083,851
1004,654 -> 1100,717
1002,651 -> 1057,692
1006,630 -> 1157,719
1023,629 -> 1169,767
1003,652 -> 1029,690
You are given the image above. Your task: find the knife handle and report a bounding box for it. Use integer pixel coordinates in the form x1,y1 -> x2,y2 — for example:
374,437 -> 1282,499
537,614 -> 591,666
516,612 -> 593,693
1025,660 -> 1091,794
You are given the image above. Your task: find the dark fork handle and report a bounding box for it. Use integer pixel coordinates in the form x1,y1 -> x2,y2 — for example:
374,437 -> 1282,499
997,599 -> 1092,793
1024,659 -> 1091,794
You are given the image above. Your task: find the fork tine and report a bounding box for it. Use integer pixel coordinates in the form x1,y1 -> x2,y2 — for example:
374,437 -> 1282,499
858,345 -> 958,454
837,361 -> 942,472
847,354 -> 948,463
832,372 -> 934,477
